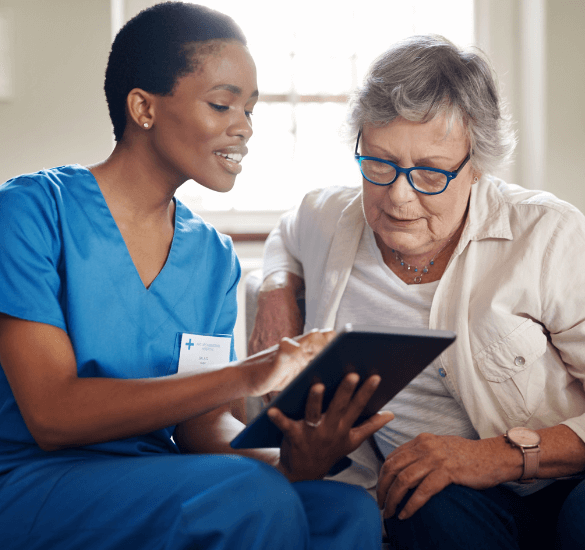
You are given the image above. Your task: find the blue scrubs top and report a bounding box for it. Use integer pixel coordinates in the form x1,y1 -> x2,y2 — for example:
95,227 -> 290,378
0,165 -> 240,473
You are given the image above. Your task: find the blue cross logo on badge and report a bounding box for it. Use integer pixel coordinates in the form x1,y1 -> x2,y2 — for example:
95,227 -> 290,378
185,339 -> 194,350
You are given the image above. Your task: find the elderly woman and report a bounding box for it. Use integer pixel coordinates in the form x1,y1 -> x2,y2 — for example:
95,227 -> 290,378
250,35 -> 585,549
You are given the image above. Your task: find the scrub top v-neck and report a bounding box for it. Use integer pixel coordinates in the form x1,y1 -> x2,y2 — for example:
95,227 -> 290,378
0,165 -> 240,471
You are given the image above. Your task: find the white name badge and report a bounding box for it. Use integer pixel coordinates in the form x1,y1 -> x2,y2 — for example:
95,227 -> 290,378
177,333 -> 231,374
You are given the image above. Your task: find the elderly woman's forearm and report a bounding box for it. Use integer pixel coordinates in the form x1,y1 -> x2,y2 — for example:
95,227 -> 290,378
249,272 -> 306,355
534,424 -> 585,478
488,424 -> 585,481
259,271 -> 305,296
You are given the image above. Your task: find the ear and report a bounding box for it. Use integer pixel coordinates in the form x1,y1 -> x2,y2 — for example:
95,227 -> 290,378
126,88 -> 155,130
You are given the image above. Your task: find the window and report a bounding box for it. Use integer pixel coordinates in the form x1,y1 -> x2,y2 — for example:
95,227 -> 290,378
176,0 -> 474,218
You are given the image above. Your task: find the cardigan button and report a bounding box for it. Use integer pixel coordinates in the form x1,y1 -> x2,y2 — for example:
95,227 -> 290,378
514,356 -> 526,367
438,368 -> 447,378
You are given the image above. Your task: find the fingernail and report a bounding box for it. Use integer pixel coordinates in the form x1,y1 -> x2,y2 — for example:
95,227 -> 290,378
397,512 -> 406,520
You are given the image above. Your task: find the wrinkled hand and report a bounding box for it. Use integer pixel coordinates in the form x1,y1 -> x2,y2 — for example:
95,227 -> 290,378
243,329 -> 335,398
268,372 -> 394,482
377,433 -> 512,520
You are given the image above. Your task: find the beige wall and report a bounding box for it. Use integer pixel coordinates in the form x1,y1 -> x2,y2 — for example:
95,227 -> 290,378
0,0 -> 584,212
124,0 -> 159,21
546,1 -> 585,211
0,0 -> 113,183
475,0 -> 520,187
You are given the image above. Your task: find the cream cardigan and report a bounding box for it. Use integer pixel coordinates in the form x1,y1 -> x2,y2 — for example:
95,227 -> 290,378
264,177 -> 585,445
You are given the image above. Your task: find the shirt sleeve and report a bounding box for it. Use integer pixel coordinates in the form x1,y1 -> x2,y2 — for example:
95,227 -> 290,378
0,177 -> 67,331
262,205 -> 305,281
262,185 -> 361,284
540,206 -> 585,441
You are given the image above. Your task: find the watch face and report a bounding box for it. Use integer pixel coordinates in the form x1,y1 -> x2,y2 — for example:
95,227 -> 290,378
508,427 -> 541,447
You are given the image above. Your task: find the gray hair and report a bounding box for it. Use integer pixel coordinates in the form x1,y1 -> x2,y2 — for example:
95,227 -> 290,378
346,35 -> 516,175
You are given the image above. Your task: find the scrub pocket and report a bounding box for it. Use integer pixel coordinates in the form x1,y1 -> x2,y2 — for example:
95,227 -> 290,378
474,319 -> 548,422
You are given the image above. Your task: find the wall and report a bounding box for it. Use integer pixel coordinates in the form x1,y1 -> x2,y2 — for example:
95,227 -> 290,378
1,0 -> 584,358
0,0 -> 113,183
475,0 -> 585,212
546,1 -> 585,211
475,0 -> 520,187
2,1 -> 583,206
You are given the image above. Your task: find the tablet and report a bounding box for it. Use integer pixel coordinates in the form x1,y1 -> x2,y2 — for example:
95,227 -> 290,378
230,324 -> 456,449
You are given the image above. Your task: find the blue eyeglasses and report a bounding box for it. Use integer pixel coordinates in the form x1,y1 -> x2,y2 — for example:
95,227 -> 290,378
354,130 -> 471,195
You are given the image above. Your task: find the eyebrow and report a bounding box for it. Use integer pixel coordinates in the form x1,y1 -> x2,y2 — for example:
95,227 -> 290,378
365,143 -> 454,167
210,84 -> 259,98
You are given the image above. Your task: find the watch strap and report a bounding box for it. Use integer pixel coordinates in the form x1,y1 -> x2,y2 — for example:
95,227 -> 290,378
520,446 -> 540,482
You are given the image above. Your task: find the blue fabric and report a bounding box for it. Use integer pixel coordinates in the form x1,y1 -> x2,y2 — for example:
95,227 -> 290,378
384,479 -> 585,550
0,452 -> 382,550
0,165 -> 239,467
0,165 -> 383,549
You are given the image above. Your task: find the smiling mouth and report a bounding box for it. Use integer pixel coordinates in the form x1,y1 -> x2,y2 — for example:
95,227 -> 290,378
214,151 -> 243,163
213,150 -> 246,175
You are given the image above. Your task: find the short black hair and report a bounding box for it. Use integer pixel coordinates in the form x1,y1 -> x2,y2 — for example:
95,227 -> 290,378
104,2 -> 247,141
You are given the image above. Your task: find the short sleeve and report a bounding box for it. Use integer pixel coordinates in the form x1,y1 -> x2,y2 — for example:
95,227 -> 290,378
262,206 -> 304,281
0,177 -> 67,331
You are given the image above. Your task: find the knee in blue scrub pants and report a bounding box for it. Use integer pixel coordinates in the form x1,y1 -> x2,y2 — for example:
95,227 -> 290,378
0,453 -> 382,550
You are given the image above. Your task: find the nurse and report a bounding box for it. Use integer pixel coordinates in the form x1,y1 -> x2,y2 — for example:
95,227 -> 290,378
0,3 -> 392,549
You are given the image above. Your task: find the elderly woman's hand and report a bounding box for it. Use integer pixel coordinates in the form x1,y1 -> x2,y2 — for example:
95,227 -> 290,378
377,433 -> 518,520
268,372 -> 394,482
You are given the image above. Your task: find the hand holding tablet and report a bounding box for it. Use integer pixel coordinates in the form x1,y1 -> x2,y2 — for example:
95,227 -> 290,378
231,324 -> 456,449
267,370 -> 394,482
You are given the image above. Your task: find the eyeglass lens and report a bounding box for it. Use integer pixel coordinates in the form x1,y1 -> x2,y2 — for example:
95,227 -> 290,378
360,159 -> 448,193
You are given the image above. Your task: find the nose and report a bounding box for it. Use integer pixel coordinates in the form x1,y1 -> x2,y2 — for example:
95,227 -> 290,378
228,109 -> 253,141
386,172 -> 417,204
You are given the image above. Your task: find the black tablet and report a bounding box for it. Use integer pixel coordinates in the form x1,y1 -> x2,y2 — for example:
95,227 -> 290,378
230,324 -> 456,449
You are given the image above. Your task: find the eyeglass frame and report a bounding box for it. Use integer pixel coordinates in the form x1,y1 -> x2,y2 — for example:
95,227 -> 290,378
354,130 -> 472,195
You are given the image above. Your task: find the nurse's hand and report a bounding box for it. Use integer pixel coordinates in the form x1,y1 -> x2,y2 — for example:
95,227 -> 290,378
268,373 -> 394,482
243,329 -> 335,399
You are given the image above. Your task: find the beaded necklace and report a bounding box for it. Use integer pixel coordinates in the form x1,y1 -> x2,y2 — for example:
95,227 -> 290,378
391,238 -> 452,284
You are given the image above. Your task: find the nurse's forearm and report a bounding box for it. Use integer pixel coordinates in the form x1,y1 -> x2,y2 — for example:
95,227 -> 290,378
12,362 -> 259,451
175,405 -> 280,467
0,314 -> 328,451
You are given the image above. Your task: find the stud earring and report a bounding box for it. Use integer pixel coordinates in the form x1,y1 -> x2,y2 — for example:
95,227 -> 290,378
143,122 -> 149,128
473,176 -> 479,184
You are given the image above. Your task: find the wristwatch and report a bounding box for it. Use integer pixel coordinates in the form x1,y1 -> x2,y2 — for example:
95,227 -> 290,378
505,427 -> 541,483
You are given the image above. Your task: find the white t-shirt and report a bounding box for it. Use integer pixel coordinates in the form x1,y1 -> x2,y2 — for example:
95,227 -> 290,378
336,225 -> 479,458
